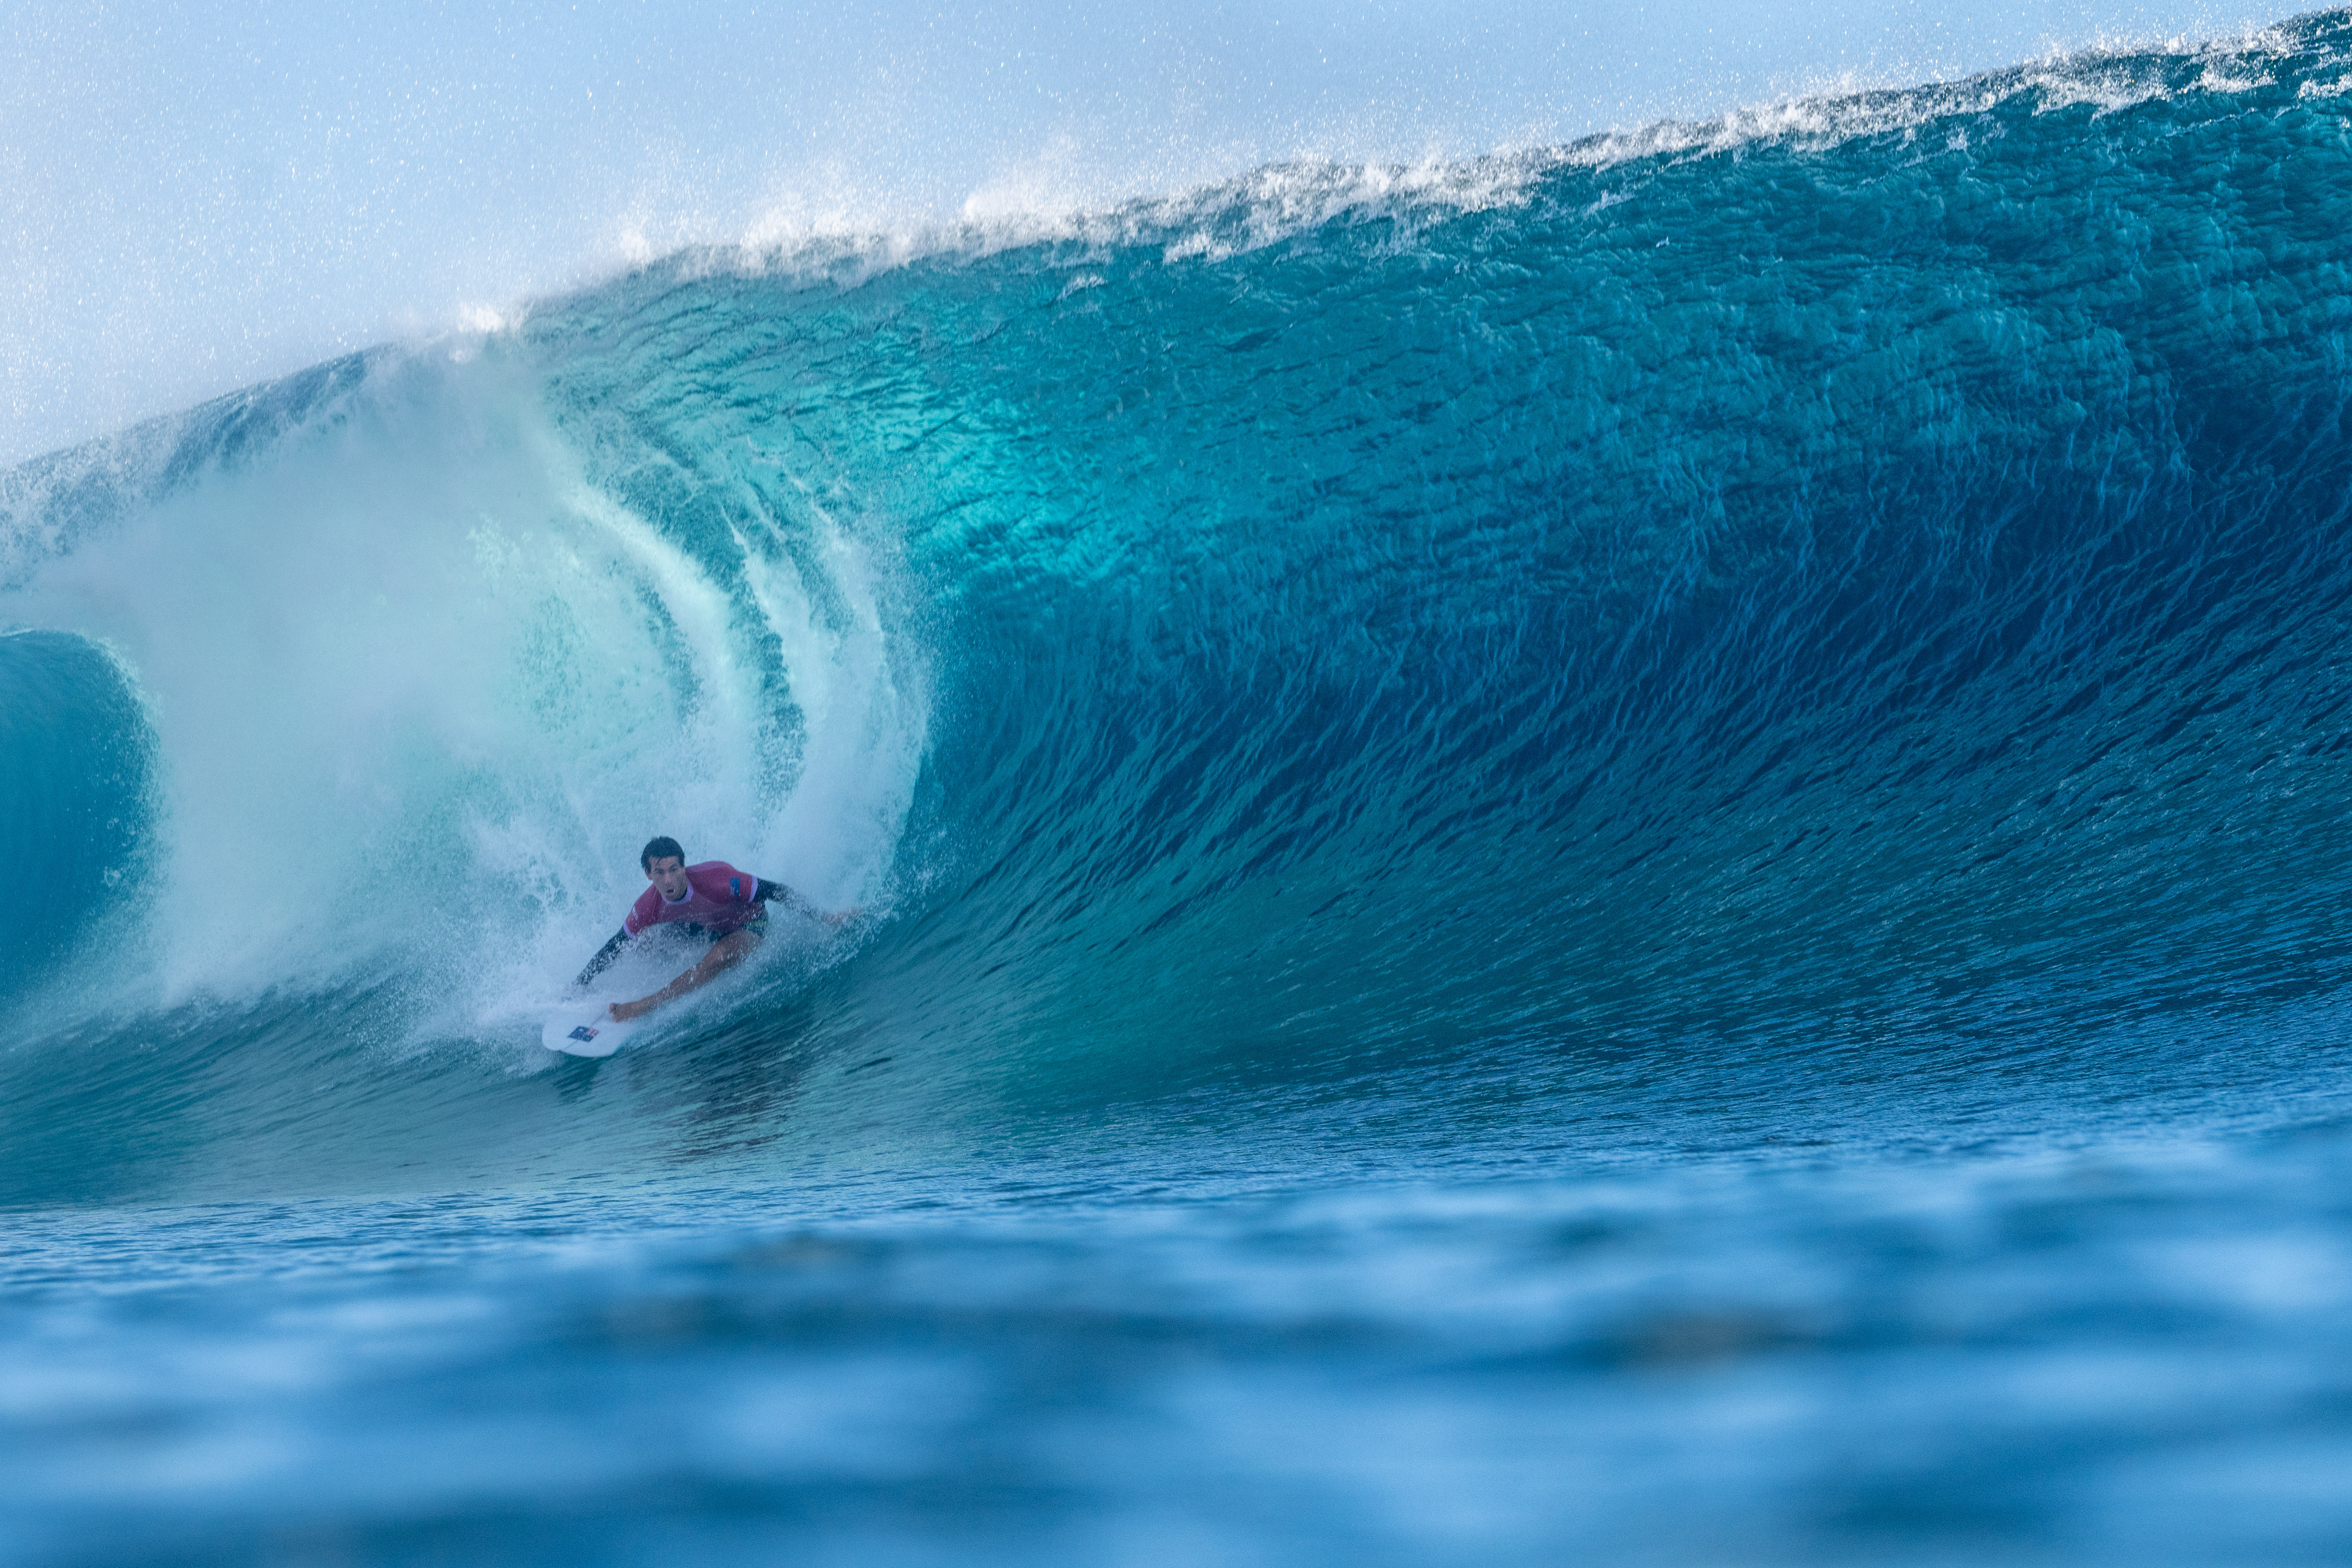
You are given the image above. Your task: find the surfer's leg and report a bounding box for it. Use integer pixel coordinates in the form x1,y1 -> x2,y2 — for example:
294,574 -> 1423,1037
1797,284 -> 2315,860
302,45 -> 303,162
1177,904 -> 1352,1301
612,928 -> 763,1021
694,926 -> 762,982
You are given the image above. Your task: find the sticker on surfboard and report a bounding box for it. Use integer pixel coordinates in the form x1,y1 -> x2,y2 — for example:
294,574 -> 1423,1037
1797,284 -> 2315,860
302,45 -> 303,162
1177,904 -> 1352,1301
540,1001 -> 643,1057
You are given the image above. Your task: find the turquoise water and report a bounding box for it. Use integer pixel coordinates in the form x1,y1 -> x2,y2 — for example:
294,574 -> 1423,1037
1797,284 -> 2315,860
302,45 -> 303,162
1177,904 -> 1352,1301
9,16 -> 2352,1561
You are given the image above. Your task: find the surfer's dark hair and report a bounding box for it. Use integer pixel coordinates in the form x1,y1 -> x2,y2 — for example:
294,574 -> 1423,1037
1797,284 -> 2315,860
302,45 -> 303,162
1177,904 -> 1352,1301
641,836 -> 686,871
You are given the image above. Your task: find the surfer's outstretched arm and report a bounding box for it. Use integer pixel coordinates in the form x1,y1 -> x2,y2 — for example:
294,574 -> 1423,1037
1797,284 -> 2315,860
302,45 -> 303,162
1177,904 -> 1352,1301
573,928 -> 629,989
752,877 -> 809,914
610,927 -> 760,1022
754,878 -> 858,926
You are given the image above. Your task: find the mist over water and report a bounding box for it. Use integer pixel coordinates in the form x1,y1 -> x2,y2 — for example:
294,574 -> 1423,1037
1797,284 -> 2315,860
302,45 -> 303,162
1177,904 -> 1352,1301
10,6 -> 2352,1564
0,0 -> 2300,465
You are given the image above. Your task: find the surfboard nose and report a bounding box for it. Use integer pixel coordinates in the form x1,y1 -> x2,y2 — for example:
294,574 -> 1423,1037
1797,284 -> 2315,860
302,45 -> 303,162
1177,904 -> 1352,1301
541,1005 -> 629,1057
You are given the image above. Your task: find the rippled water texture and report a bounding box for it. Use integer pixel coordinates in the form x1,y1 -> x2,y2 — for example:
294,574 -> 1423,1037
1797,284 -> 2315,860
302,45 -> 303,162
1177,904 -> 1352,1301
8,16 -> 2352,1563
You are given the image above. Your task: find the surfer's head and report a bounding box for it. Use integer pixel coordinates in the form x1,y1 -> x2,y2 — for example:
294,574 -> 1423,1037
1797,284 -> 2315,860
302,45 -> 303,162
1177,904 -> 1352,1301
641,836 -> 689,900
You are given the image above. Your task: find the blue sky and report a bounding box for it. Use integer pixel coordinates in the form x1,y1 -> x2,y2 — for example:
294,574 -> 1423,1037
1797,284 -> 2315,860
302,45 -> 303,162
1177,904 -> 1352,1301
0,0 -> 2298,464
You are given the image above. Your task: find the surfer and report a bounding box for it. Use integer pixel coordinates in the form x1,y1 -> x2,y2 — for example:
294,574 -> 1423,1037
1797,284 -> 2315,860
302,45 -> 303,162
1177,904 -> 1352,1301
572,836 -> 851,1022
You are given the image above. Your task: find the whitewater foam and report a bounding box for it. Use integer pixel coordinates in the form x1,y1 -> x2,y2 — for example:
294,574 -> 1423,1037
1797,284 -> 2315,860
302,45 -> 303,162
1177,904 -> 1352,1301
1,344 -> 924,1037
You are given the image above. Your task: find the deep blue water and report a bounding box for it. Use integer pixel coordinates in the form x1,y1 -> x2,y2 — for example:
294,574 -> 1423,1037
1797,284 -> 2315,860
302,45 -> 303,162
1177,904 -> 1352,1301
9,15 -> 2352,1563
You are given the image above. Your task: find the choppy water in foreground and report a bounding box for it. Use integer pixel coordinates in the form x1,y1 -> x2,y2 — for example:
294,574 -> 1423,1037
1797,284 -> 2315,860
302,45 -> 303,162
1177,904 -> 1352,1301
10,14 -> 2352,1562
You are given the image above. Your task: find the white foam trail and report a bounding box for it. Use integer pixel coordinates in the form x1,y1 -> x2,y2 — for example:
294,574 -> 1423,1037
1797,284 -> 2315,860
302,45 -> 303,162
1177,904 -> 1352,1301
0,344 -> 928,1036
737,508 -> 930,908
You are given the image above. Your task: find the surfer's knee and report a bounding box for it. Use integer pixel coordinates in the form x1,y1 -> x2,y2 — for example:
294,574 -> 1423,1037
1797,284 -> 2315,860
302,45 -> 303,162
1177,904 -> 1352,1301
704,929 -> 757,971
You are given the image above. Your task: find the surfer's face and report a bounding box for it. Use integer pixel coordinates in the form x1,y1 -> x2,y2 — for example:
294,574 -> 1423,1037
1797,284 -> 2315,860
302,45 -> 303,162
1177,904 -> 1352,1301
646,855 -> 690,901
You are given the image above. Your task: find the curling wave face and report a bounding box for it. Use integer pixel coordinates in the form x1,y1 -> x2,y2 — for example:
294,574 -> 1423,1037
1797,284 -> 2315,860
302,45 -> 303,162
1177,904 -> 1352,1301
9,15 -> 2352,1205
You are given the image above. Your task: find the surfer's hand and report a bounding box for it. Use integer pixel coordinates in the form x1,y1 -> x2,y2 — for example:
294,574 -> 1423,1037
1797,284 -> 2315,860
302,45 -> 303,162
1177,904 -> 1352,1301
823,906 -> 862,927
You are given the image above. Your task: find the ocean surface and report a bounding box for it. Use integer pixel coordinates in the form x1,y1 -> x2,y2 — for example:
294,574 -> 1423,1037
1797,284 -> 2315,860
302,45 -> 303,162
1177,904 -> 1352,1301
10,14 -> 2352,1563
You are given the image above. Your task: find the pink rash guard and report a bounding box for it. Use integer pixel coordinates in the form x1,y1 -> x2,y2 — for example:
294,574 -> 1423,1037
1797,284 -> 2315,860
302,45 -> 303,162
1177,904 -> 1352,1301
624,861 -> 766,938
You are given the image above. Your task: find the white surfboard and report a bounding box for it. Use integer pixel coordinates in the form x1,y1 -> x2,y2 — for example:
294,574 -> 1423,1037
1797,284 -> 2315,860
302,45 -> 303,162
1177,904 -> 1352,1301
540,1001 -> 643,1058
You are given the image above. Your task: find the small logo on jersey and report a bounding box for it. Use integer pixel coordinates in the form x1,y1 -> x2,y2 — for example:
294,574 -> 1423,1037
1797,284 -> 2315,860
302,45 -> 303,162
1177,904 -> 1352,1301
568,1025 -> 600,1042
